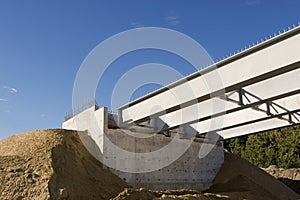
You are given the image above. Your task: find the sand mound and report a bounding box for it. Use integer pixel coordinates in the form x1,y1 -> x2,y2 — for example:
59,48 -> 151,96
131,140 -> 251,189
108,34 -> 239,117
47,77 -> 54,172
112,187 -> 271,200
112,188 -> 234,200
0,129 -> 299,200
263,165 -> 300,194
0,129 -> 127,200
208,151 -> 300,200
113,152 -> 300,200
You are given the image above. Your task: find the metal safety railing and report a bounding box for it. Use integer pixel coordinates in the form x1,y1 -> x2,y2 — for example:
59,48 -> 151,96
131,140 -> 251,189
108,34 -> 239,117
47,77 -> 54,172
64,98 -> 99,121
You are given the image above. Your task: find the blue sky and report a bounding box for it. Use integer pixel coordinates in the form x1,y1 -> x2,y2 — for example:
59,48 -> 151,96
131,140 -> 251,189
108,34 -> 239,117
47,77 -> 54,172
1,0 -> 300,139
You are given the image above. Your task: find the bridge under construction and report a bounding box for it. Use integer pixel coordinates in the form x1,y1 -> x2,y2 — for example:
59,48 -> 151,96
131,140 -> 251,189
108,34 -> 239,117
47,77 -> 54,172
63,25 -> 300,191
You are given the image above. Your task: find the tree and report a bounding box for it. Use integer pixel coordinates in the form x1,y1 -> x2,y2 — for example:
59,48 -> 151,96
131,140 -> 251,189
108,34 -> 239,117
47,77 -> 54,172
224,125 -> 300,168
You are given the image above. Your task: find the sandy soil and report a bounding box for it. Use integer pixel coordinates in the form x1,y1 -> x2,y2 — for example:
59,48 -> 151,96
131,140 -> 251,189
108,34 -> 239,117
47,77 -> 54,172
0,129 -> 299,200
263,165 -> 300,195
207,151 -> 299,200
0,129 -> 127,200
113,152 -> 300,200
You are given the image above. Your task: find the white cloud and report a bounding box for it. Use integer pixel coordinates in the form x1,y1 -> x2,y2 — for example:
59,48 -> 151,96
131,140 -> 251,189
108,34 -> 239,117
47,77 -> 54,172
164,15 -> 181,26
41,114 -> 47,118
130,21 -> 143,28
10,87 -> 18,93
0,98 -> 8,102
3,85 -> 18,93
244,0 -> 262,6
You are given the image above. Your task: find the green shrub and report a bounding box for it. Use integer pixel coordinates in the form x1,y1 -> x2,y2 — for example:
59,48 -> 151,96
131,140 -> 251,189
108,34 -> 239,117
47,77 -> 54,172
224,125 -> 300,168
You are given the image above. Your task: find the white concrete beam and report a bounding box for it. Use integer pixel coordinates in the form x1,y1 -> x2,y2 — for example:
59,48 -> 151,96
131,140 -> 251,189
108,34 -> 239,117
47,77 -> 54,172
119,27 -> 300,126
189,95 -> 300,135
139,69 -> 300,131
215,114 -> 298,140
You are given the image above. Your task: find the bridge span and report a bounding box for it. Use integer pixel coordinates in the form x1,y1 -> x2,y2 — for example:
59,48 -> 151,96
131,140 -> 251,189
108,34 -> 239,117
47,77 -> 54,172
117,25 -> 300,140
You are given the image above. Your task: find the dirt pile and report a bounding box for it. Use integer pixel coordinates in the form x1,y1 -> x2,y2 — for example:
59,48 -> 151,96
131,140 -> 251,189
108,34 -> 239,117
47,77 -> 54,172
112,188 -> 238,200
0,129 -> 127,200
263,165 -> 300,194
0,129 -> 299,200
208,151 -> 300,200
113,152 -> 300,200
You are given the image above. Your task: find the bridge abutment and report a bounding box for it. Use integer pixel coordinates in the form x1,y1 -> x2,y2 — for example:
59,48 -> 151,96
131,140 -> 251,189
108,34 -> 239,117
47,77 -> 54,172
62,106 -> 224,191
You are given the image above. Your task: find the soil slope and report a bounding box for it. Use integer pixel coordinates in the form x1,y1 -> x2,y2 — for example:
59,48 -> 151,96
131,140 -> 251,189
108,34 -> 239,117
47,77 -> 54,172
0,129 -> 127,200
0,129 -> 299,200
207,151 -> 300,200
112,152 -> 300,200
263,165 -> 300,194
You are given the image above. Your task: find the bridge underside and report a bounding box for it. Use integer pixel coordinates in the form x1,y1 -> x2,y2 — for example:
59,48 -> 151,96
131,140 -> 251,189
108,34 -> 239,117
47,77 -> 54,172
117,26 -> 300,140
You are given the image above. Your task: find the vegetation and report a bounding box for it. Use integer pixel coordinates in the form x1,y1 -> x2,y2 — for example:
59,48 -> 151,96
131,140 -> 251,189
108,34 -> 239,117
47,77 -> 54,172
224,125 -> 300,168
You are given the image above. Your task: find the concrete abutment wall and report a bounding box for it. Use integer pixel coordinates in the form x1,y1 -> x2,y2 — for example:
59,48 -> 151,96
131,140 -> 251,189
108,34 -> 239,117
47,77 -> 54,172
62,106 -> 224,191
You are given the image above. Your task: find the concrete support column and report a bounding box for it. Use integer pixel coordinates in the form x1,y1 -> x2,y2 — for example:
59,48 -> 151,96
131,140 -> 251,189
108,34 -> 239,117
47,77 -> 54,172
117,109 -> 123,128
